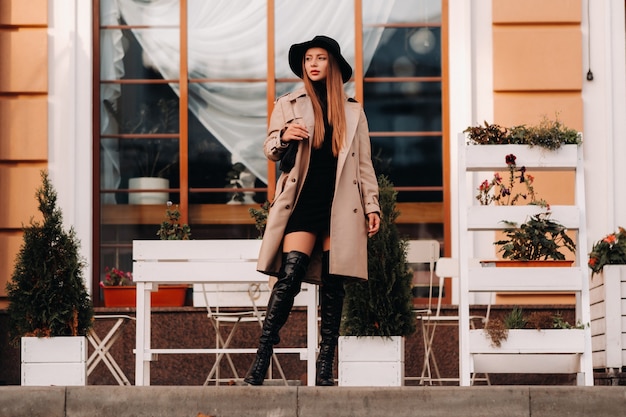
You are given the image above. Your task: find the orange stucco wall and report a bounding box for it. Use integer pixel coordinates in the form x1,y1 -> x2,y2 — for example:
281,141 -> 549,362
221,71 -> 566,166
0,0 -> 48,302
491,0 -> 582,305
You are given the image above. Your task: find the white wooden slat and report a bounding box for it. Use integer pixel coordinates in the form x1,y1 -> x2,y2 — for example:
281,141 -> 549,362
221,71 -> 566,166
467,205 -> 580,231
133,239 -> 262,261
464,144 -> 578,171
592,351 -> 607,368
467,267 -> 584,292
472,354 -> 581,374
591,317 -> 607,335
469,329 -> 585,354
592,334 -> 607,351
134,261 -> 266,283
589,285 -> 606,305
588,300 -> 605,318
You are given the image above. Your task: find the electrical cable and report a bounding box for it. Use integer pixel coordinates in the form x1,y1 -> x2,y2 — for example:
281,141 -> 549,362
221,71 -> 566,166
586,0 -> 594,81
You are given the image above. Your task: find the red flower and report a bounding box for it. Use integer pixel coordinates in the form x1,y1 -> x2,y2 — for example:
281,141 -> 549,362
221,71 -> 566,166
505,154 -> 516,165
603,234 -> 617,244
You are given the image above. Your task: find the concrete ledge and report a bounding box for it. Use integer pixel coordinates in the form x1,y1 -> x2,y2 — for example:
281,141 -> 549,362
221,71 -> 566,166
66,386 -> 298,417
0,387 -> 66,417
1,386 -> 626,417
530,387 -> 626,417
299,386 -> 530,417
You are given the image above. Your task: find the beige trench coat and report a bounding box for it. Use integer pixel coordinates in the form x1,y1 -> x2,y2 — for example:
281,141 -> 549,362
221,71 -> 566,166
257,87 -> 380,284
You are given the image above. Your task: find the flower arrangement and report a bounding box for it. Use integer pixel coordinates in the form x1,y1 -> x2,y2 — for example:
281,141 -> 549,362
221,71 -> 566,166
465,117 -> 581,150
484,307 -> 583,347
157,201 -> 191,240
494,212 -> 576,261
588,227 -> 626,277
476,153 -> 547,207
101,267 -> 134,287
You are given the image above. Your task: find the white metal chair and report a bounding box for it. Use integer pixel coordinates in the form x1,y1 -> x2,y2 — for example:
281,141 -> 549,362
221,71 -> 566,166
404,239 -> 440,383
415,256 -> 490,385
197,282 -> 288,386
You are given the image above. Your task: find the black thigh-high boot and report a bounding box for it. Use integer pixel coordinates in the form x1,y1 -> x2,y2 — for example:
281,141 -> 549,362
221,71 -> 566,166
316,251 -> 345,386
244,250 -> 310,385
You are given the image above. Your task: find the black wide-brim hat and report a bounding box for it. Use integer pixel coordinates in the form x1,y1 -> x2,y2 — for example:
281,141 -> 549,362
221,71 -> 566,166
288,35 -> 352,83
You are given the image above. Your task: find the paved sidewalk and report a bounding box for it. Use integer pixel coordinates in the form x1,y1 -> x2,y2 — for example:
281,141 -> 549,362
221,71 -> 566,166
2,386 -> 626,417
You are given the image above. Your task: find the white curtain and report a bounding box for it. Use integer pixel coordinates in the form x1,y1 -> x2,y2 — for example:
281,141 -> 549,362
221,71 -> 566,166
101,0 -> 394,186
100,0 -> 125,203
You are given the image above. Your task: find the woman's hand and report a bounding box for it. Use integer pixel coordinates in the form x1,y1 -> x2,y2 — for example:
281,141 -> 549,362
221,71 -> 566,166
281,123 -> 308,143
367,212 -> 380,237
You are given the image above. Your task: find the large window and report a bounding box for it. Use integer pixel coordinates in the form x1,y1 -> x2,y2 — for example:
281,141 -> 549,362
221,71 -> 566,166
94,0 -> 447,302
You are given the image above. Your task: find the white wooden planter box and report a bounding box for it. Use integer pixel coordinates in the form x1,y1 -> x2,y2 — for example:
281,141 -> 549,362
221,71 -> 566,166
21,336 -> 87,386
338,336 -> 404,386
469,329 -> 586,374
590,265 -> 626,370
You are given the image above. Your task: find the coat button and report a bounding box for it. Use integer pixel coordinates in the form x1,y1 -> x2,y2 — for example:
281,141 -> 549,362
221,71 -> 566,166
291,178 -> 296,182
353,208 -> 358,213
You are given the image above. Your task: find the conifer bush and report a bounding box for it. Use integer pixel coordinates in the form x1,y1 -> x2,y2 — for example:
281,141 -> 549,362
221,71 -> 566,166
341,175 -> 416,337
6,171 -> 93,343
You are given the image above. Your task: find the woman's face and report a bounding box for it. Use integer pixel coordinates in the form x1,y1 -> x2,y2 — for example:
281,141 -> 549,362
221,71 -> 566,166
304,47 -> 328,82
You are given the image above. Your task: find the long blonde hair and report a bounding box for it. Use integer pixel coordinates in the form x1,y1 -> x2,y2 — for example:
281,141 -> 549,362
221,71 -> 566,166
302,53 -> 346,156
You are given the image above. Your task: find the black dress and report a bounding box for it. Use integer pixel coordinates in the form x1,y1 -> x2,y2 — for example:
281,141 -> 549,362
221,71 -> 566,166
284,83 -> 337,235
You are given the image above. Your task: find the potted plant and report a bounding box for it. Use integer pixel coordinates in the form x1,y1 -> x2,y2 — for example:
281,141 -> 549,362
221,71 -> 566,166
492,211 -> 576,265
105,98 -> 179,204
339,175 -> 416,386
102,202 -> 190,307
248,200 -> 270,238
588,227 -> 626,370
588,227 -> 626,277
5,171 -> 94,385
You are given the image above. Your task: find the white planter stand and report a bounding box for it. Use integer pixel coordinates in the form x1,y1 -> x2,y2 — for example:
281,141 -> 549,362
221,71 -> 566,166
470,329 -> 586,374
21,336 -> 87,386
128,177 -> 169,205
338,336 -> 404,386
590,265 -> 626,370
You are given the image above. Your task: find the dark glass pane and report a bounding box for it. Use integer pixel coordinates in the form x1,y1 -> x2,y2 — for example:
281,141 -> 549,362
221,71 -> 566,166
371,135 -> 442,202
101,83 -> 180,135
186,81 -> 267,203
363,81 -> 442,132
365,27 -> 441,78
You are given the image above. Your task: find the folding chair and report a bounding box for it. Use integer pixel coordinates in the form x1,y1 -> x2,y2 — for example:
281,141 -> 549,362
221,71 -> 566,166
416,257 -> 490,385
198,282 -> 288,386
404,240 -> 440,383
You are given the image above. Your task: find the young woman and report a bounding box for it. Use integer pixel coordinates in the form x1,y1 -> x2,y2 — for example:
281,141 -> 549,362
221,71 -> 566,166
245,35 -> 380,386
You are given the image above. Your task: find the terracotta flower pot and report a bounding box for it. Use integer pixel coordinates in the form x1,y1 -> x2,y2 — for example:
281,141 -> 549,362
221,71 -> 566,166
481,260 -> 574,268
102,285 -> 188,307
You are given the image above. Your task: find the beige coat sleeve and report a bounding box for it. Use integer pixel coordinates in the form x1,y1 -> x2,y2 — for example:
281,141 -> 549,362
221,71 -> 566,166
264,96 -> 290,162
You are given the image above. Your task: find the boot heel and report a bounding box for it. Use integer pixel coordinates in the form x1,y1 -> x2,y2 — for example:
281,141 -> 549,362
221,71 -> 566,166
244,346 -> 272,385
